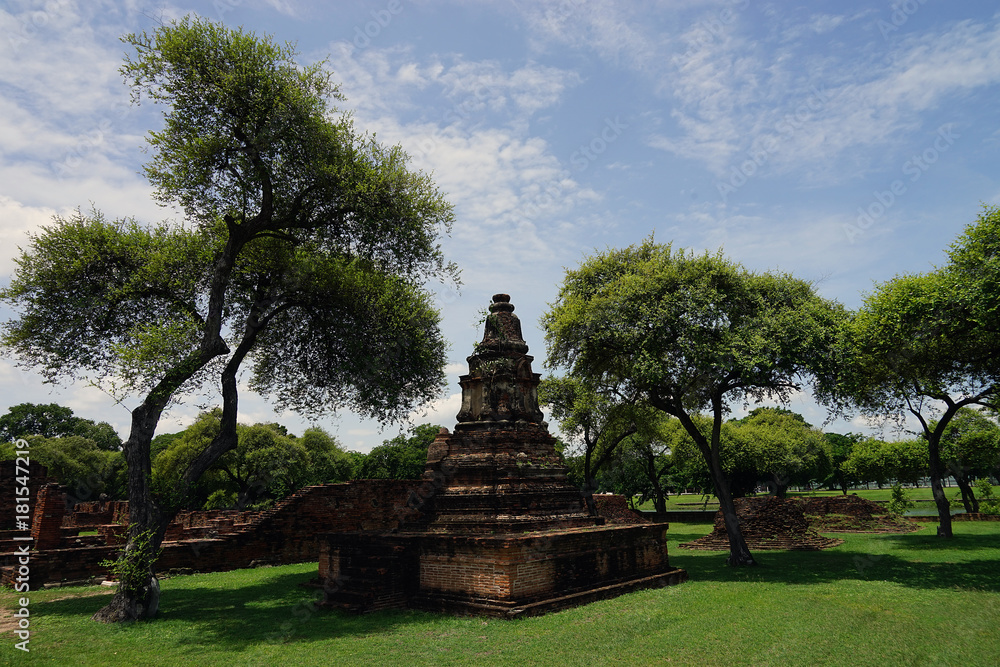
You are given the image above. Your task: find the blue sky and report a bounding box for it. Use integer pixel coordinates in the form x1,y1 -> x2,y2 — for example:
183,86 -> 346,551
2,0 -> 999,452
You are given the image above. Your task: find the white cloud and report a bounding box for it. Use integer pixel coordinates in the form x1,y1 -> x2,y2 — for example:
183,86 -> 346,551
649,15 -> 1000,181
319,43 -> 602,289
0,197 -> 61,278
408,390 -> 462,427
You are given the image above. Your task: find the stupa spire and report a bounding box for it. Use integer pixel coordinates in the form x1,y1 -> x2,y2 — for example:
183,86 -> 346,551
456,293 -> 544,426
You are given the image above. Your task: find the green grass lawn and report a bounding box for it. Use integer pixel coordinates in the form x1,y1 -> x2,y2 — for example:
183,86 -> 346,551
3,522 -> 999,666
638,485 -> 1000,511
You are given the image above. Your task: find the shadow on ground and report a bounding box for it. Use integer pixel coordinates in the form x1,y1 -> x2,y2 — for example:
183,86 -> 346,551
665,522 -> 1000,593
31,567 -> 442,654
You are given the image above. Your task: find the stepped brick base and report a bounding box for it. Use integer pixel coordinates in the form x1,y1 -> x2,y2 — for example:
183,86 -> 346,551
320,523 -> 687,617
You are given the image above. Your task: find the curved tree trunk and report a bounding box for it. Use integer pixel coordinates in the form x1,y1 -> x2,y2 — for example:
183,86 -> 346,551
92,402 -> 170,622
671,397 -> 756,567
711,462 -> 756,566
954,473 -> 978,514
927,434 -> 953,538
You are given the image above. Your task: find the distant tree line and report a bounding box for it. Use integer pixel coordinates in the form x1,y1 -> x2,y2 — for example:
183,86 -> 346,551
0,401 -> 440,510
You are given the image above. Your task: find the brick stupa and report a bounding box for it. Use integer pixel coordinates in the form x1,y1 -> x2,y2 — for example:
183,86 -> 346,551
319,294 -> 687,617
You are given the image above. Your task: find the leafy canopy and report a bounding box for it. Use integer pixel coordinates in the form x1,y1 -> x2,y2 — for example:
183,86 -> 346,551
543,239 -> 843,418
2,17 -> 459,424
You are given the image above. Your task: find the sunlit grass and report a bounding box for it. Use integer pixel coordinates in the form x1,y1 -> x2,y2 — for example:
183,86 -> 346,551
2,522 -> 998,666
636,485 -> 1000,511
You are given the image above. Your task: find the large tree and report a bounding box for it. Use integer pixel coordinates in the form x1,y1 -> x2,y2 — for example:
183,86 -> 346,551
823,432 -> 863,495
1,17 -> 456,622
668,409 -> 832,499
538,375 -> 641,511
543,239 -> 843,566
728,408 -> 831,498
840,437 -> 928,488
815,206 -> 1000,537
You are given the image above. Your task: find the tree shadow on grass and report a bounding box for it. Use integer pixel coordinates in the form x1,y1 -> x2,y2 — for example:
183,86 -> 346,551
666,524 -> 1000,593
32,567 -> 440,655
880,529 -> 1000,551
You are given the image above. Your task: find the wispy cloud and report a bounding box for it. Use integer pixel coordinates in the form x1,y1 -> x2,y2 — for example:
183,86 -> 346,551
650,15 -> 1000,181
322,41 -> 601,287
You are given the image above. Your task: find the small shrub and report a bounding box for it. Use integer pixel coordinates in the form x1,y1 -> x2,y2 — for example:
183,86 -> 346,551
974,478 -> 1000,514
100,529 -> 162,596
886,483 -> 914,516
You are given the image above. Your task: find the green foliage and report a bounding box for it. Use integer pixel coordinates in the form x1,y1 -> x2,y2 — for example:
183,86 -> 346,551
0,434 -> 126,499
815,206 -> 1000,535
666,408 -> 831,497
0,402 -> 121,450
823,432 -> 863,492
100,529 -> 162,597
974,478 -> 1000,514
2,15 -> 461,621
544,240 -> 845,415
543,239 -> 842,564
152,410 -> 225,509
886,483 -> 915,516
936,408 -> 1000,480
153,411 -> 355,510
0,213 -> 218,399
355,424 -> 439,480
842,438 -> 928,486
1,14 -> 458,444
538,375 -> 644,491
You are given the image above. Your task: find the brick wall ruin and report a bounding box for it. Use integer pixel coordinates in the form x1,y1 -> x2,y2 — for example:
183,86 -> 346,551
0,474 -> 424,589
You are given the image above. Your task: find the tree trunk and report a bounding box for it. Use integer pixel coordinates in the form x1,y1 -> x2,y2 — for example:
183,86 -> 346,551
658,396 -> 755,565
92,403 -> 168,623
712,462 -> 755,566
927,433 -> 953,538
770,472 -> 789,499
654,493 -> 667,514
953,473 -> 978,514
582,447 -> 598,515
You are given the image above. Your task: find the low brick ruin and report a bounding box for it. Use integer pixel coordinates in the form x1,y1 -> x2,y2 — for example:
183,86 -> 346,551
800,494 -> 921,533
0,479 -> 422,589
679,496 -> 844,551
317,294 -> 687,617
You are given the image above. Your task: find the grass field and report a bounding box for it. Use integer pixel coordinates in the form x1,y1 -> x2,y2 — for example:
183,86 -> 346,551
637,485 -> 1000,511
3,521 -> 998,666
